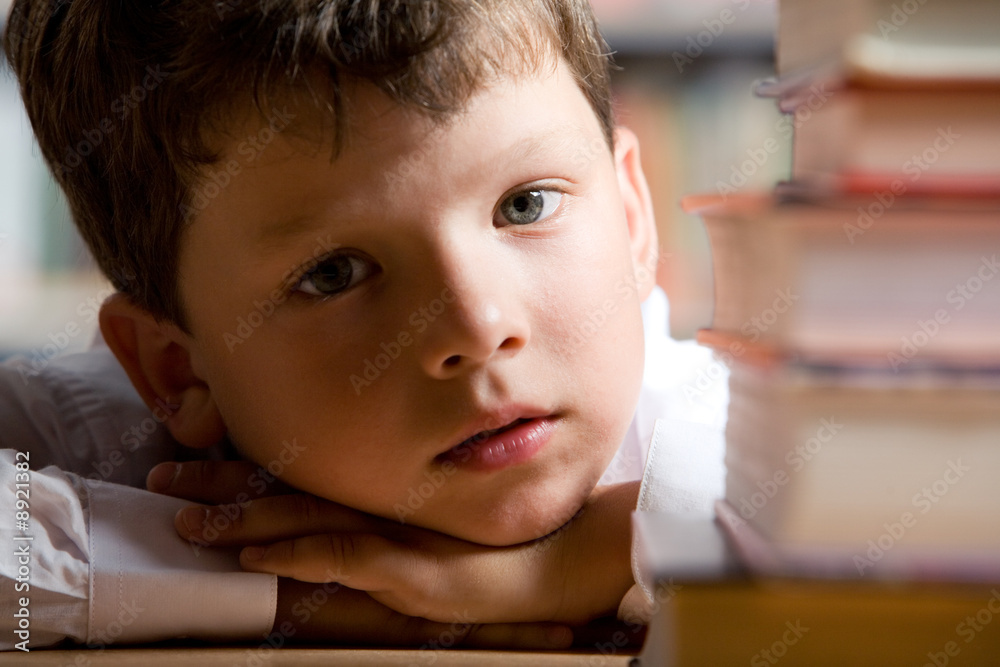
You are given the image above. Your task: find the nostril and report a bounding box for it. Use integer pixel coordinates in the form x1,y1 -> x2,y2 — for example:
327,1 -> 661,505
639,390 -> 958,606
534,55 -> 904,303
444,355 -> 461,367
498,337 -> 519,350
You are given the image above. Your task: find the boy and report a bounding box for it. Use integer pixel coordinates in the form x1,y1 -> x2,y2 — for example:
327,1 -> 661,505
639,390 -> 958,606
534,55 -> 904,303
1,0 -> 726,650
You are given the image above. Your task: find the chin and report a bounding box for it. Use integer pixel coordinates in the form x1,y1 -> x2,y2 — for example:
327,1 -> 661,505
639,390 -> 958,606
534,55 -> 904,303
449,487 -> 591,547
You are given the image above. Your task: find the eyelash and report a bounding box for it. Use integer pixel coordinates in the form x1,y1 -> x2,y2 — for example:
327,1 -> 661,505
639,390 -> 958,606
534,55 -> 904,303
284,184 -> 567,299
288,252 -> 377,299
493,186 -> 565,227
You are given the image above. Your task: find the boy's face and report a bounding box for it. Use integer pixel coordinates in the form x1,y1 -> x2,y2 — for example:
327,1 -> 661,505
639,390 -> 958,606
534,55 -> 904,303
175,59 -> 654,545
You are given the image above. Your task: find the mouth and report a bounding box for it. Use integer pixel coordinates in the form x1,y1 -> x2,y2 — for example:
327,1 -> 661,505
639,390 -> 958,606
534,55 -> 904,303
457,417 -> 532,446
435,414 -> 557,472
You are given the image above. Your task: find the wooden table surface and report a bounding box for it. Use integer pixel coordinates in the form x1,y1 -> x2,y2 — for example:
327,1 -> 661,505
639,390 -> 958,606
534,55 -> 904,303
8,647 -> 638,665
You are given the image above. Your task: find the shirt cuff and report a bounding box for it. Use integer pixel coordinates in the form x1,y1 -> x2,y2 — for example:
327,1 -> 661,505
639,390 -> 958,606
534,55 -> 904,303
617,418 -> 725,623
88,480 -> 277,645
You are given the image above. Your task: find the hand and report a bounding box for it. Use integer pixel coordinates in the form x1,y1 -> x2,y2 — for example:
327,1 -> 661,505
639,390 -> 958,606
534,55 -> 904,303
151,461 -> 640,625
148,460 -> 574,649
274,578 -> 573,649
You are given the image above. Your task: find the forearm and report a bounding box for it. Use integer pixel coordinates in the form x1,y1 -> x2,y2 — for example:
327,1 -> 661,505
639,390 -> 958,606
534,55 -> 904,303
0,450 -> 277,651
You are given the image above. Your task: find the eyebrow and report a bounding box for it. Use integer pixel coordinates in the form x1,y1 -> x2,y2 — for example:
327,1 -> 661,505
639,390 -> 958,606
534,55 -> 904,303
499,126 -> 599,172
256,212 -> 324,250
254,124 -> 601,246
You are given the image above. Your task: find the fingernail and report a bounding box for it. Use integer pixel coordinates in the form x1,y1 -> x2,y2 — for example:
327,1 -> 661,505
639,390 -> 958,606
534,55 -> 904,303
146,463 -> 179,492
243,546 -> 267,561
179,507 -> 208,534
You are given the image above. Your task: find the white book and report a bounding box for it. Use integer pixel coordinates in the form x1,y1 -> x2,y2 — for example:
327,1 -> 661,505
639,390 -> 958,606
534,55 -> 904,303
687,192 -> 1000,359
778,0 -> 1000,83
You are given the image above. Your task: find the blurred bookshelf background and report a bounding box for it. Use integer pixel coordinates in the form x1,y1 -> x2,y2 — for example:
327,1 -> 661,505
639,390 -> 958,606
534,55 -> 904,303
0,0 -> 783,359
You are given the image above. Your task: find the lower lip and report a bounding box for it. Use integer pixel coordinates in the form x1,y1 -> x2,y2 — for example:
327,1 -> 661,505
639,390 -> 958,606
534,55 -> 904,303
436,417 -> 556,472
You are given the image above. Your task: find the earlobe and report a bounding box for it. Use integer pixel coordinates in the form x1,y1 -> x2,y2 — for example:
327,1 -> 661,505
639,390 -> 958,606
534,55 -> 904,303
614,127 -> 659,301
99,293 -> 226,449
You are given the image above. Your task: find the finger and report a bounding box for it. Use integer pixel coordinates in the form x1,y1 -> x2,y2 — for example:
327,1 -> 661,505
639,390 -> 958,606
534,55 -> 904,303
279,580 -> 572,650
242,533 -> 524,623
175,494 -> 395,545
146,459 -> 292,503
239,533 -> 407,589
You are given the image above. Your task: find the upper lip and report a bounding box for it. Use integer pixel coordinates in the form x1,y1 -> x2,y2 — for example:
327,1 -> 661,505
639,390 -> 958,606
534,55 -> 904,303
443,405 -> 552,454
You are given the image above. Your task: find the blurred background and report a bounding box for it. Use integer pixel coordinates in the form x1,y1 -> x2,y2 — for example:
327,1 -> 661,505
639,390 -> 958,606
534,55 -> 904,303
0,0 -> 784,360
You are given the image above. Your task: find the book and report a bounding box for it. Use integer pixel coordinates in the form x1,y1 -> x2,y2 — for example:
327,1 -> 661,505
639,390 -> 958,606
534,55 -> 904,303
777,0 -> 1000,84
711,353 -> 1000,576
684,192 -> 1000,360
782,86 -> 1000,194
634,511 -> 1000,667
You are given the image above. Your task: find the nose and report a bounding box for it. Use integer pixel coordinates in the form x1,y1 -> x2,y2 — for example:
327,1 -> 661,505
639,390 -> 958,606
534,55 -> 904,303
415,270 -> 531,380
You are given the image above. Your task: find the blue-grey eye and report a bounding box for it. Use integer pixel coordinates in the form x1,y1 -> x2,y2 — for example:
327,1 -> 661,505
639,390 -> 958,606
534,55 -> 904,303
498,190 -> 562,225
296,254 -> 373,297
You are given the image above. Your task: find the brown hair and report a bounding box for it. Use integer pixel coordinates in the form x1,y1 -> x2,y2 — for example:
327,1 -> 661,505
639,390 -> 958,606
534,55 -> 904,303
3,0 -> 615,328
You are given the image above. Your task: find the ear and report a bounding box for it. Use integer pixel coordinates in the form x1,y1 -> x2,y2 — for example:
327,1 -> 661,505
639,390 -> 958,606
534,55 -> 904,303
614,127 -> 659,302
99,293 -> 226,449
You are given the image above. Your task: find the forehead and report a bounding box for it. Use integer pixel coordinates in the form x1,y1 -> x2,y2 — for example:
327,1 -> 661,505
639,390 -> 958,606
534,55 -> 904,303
225,59 -> 597,159
194,58 -> 608,245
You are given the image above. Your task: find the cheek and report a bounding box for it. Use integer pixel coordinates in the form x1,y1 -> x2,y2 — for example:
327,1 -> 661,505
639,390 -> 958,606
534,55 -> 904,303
198,321 -> 418,491
544,256 -> 645,435
547,221 -> 645,368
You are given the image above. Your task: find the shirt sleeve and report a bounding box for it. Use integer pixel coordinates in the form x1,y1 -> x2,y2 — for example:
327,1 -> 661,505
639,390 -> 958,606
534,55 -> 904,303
616,418 -> 725,624
0,347 -> 277,650
611,293 -> 730,624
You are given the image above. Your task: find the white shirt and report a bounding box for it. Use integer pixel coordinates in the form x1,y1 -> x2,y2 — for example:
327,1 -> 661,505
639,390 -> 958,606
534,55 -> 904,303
0,287 -> 726,649
601,288 -> 729,622
0,344 -> 276,650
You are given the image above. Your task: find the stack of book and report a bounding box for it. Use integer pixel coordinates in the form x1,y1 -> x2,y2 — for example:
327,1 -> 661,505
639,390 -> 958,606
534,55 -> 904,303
638,0 -> 1000,664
